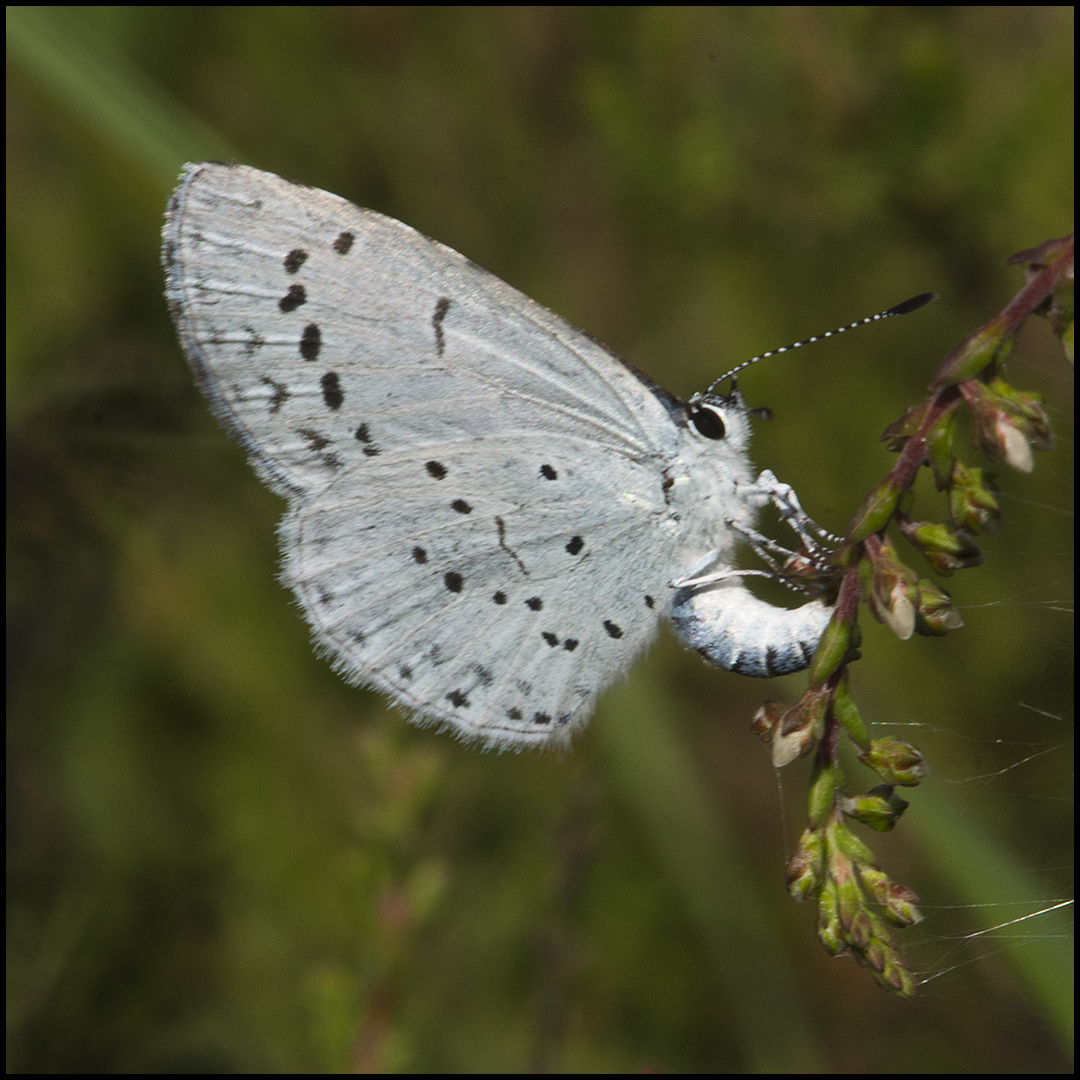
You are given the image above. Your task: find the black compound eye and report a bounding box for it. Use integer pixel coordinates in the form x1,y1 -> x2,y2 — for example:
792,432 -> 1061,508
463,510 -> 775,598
689,404 -> 727,440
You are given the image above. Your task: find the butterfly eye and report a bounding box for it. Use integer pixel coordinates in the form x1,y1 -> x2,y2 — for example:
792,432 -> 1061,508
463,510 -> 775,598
689,404 -> 727,440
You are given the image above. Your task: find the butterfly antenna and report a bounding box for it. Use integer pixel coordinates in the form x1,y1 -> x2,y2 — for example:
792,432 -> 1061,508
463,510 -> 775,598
705,292 -> 937,395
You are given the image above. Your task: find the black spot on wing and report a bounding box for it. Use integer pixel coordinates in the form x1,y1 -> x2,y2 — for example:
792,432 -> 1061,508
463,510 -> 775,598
333,231 -> 355,255
321,372 -> 343,410
240,326 -> 265,357
432,297 -> 451,357
495,516 -> 528,576
279,284 -> 306,312
300,323 -> 320,361
297,428 -> 342,470
354,422 -> 379,456
283,248 -> 307,273
298,428 -> 330,452
261,375 -> 288,413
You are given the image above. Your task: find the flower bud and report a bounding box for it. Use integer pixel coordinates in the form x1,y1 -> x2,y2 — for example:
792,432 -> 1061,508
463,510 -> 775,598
914,582 -> 964,636
858,738 -> 929,786
898,519 -> 983,575
840,785 -> 909,832
771,688 -> 829,768
864,536 -> 917,639
948,461 -> 1001,535
785,827 -> 824,902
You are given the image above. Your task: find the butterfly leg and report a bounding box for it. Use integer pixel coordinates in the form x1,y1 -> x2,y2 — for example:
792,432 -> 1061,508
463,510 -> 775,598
669,471 -> 835,676
739,469 -> 843,552
671,472 -> 837,592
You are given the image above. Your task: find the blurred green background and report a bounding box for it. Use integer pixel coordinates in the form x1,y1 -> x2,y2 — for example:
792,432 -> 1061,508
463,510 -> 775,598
8,7 -> 1073,1072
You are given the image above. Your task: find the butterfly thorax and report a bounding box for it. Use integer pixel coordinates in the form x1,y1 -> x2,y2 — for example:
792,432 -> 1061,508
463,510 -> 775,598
662,391 -> 761,578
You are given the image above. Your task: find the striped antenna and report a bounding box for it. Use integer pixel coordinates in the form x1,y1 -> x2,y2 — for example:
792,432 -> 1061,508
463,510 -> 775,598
706,292 -> 936,395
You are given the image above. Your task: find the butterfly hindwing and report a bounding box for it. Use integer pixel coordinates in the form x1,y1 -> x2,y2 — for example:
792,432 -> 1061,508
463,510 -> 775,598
282,433 -> 673,748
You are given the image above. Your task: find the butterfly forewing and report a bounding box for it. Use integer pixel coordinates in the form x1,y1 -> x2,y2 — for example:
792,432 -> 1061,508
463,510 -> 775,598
164,165 -> 676,489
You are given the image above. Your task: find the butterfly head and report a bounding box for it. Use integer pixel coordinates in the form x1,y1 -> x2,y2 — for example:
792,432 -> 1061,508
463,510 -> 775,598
684,381 -> 763,449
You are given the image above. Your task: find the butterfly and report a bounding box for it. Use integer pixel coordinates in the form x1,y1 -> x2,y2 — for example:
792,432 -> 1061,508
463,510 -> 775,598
163,162 -> 834,750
